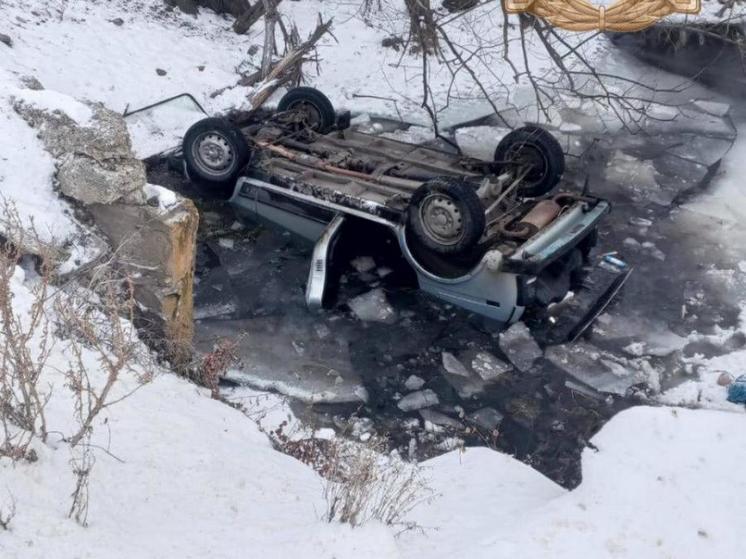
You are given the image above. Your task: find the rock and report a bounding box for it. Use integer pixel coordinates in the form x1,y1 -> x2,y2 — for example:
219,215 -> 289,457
397,389 -> 439,412
442,351 -> 470,377
57,155 -> 146,205
88,199 -> 199,364
14,99 -> 136,161
467,407 -> 503,430
110,17 -> 125,26
419,409 -> 462,429
471,351 -> 509,382
0,33 -> 12,47
348,288 -> 396,323
404,374 -> 425,391
15,92 -> 147,204
499,322 -> 542,372
156,68 -> 168,76
717,372 -> 734,387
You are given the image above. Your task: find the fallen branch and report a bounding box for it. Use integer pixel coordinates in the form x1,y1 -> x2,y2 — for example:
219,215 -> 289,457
247,15 -> 334,110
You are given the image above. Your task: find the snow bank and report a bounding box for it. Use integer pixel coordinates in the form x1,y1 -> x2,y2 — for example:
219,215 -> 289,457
0,267 -> 397,559
0,71 -> 78,245
404,406 -> 746,559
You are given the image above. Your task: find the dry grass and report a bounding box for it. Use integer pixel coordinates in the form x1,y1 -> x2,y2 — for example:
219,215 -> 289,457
269,422 -> 435,531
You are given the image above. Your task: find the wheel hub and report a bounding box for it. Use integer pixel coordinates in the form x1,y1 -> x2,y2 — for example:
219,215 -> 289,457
196,133 -> 234,172
288,100 -> 321,130
420,194 -> 464,245
508,143 -> 548,186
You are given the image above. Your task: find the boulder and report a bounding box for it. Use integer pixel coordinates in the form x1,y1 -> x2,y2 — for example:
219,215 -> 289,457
88,200 -> 199,363
14,99 -> 135,161
0,33 -> 12,47
57,155 -> 146,206
14,91 -> 197,362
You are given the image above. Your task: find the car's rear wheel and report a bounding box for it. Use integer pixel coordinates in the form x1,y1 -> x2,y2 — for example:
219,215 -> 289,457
183,117 -> 251,189
407,177 -> 485,255
494,126 -> 565,197
277,87 -> 336,134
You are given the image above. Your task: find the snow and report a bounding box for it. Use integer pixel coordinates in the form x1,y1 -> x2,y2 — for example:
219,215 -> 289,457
1,0 -> 745,557
404,406 -> 746,559
0,76 -> 78,246
0,265 -> 396,559
14,88 -> 94,126
143,183 -> 178,210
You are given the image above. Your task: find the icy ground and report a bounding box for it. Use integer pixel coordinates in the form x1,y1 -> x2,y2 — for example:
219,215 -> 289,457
1,0 -> 745,557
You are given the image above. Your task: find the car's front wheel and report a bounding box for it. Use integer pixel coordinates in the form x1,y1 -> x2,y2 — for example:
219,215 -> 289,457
183,117 -> 251,189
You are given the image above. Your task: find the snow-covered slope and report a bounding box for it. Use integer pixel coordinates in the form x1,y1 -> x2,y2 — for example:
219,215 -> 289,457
1,2 -> 744,558
405,406 -> 746,559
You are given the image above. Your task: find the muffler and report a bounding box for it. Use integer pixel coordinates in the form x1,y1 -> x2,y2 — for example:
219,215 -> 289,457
500,199 -> 562,239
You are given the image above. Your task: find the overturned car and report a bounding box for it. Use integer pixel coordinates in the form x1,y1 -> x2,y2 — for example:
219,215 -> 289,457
176,87 -> 628,336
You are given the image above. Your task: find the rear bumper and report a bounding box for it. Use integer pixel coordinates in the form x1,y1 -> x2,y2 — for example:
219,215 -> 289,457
503,200 -> 610,275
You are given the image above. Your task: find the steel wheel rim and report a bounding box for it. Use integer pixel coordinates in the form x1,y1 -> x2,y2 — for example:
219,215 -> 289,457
192,132 -> 235,177
419,193 -> 465,246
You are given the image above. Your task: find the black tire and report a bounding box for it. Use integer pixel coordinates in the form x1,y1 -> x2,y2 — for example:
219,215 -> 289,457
277,87 -> 336,134
407,177 -> 485,255
183,117 -> 250,189
494,126 -> 565,197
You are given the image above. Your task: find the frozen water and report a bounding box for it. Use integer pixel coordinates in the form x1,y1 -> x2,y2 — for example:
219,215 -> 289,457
499,322 -> 543,372
442,352 -> 470,377
471,352 -> 510,382
404,374 -> 426,391
546,342 -> 654,396
467,408 -> 504,430
419,409 -> 463,429
348,288 -> 397,323
350,256 -> 376,273
398,389 -> 440,412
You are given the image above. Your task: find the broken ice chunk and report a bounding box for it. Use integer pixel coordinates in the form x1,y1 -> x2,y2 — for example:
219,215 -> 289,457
442,352 -> 470,377
397,389 -> 439,412
546,342 -> 655,395
218,238 -> 234,249
404,374 -> 426,391
419,409 -> 462,429
471,351 -> 510,382
348,288 -> 397,323
467,407 -> 504,430
350,256 -> 376,273
499,322 -> 543,372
